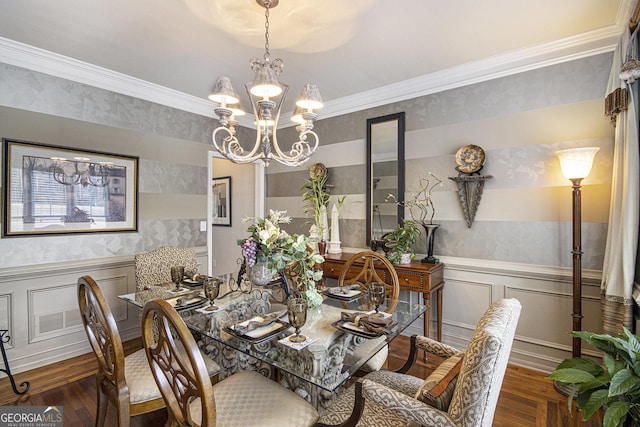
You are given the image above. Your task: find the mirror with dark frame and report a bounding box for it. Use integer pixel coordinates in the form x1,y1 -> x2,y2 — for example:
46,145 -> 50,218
366,112 -> 405,248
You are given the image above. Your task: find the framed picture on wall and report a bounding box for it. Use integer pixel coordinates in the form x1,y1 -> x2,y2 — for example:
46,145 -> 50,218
211,176 -> 231,227
2,138 -> 138,237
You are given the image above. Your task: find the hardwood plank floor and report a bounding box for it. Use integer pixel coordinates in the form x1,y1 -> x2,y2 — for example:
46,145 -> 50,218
0,336 -> 602,426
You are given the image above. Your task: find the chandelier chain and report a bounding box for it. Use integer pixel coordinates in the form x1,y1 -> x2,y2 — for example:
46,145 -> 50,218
263,1 -> 271,61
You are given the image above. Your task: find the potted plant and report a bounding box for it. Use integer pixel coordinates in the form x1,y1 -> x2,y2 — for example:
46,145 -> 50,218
301,163 -> 345,254
386,172 -> 443,263
548,328 -> 640,427
383,220 -> 421,264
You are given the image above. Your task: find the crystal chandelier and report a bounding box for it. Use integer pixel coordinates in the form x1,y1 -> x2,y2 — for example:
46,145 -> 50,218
209,0 -> 323,167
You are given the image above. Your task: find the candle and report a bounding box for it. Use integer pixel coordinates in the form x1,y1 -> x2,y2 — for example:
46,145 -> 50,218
330,204 -> 340,243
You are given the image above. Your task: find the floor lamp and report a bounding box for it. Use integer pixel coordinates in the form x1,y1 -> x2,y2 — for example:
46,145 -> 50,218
553,147 -> 599,396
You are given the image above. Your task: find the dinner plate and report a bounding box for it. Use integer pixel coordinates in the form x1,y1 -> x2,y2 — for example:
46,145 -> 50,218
169,296 -> 207,311
324,288 -> 362,301
224,317 -> 290,344
332,319 -> 383,339
181,278 -> 202,287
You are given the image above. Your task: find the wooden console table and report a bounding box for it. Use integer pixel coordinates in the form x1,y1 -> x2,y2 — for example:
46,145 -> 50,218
322,252 -> 445,341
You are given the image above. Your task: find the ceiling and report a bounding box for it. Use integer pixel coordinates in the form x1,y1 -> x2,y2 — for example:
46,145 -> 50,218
0,0 -> 633,125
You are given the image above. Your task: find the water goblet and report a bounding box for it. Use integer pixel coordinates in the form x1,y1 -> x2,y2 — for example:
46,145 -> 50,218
170,266 -> 185,291
287,297 -> 308,343
203,278 -> 221,311
369,282 -> 386,316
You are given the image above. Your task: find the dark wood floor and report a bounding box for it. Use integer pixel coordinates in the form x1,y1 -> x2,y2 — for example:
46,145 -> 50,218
0,336 -> 601,426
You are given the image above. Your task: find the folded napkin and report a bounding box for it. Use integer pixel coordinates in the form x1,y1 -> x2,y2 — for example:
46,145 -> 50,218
233,311 -> 284,336
341,312 -> 397,335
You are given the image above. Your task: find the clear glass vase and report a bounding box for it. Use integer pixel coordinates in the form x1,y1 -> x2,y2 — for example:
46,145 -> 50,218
248,260 -> 273,286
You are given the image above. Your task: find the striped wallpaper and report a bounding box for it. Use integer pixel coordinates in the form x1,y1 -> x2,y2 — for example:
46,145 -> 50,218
266,53 -> 614,270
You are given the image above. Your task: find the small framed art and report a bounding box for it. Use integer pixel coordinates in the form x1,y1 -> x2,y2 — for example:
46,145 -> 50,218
211,176 -> 231,226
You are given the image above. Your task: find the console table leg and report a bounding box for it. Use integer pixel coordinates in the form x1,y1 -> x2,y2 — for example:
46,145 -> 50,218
0,330 -> 30,395
436,288 -> 443,342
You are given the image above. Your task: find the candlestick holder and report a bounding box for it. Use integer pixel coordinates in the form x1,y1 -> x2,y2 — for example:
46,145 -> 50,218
328,240 -> 342,254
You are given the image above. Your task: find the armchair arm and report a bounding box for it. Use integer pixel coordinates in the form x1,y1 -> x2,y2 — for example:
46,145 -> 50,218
361,379 -> 458,427
394,335 -> 463,374
416,336 -> 463,358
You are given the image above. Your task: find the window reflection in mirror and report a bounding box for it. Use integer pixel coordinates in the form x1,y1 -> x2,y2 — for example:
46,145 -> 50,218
366,112 -> 405,246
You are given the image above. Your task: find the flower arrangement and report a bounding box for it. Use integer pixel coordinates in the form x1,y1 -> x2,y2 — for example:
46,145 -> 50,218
386,172 -> 442,226
239,209 -> 291,266
239,210 -> 325,306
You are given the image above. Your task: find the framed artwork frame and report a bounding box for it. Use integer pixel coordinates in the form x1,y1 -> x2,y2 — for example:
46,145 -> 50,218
2,138 -> 138,237
211,176 -> 231,227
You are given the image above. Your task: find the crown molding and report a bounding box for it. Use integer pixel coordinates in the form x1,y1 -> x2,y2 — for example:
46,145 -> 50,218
318,25 -> 621,121
0,20 -> 625,125
0,37 -> 215,118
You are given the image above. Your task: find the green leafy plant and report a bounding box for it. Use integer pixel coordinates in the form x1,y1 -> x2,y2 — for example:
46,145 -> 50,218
301,163 -> 345,240
548,328 -> 640,427
383,220 -> 421,264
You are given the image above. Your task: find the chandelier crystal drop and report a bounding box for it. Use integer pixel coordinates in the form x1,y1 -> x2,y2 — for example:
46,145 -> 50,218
210,0 -> 323,167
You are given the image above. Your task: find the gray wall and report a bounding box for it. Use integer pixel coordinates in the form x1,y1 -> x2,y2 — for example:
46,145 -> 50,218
266,53 -> 614,270
0,63 -> 214,268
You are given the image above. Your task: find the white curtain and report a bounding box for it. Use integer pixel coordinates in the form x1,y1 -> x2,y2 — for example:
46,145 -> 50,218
601,27 -> 640,334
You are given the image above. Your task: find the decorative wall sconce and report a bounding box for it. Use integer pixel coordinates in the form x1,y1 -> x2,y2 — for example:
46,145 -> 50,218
448,144 -> 492,228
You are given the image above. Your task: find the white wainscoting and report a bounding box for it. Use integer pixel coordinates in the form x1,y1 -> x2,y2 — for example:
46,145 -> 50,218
411,256 -> 602,373
0,247 -> 208,374
0,249 -> 598,376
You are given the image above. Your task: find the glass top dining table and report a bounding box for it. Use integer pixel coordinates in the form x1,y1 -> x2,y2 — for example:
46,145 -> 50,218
119,278 -> 427,396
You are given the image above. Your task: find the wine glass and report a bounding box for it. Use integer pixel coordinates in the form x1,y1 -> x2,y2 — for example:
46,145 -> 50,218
203,278 -> 221,311
287,297 -> 308,343
170,266 -> 185,291
369,282 -> 386,316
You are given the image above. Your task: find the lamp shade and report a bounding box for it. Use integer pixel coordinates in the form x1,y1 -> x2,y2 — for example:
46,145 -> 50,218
296,83 -> 323,110
291,105 -> 305,124
555,147 -> 599,180
249,64 -> 282,98
209,76 -> 240,105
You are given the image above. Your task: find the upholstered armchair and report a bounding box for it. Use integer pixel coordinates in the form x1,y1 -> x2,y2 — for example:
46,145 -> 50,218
319,298 -> 522,427
134,246 -> 198,290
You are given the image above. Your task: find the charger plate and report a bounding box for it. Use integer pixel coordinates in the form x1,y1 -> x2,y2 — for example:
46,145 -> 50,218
224,317 -> 290,344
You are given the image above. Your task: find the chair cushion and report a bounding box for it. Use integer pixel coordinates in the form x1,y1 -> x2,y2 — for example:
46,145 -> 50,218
344,337 -> 389,372
178,341 -> 220,379
191,371 -> 319,426
364,369 -> 423,397
318,381 -> 408,427
125,344 -> 220,405
124,349 -> 163,404
414,355 -> 463,410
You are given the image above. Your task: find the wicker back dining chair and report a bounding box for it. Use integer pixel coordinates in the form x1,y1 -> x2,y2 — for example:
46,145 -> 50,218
141,298 -> 319,427
338,250 -> 401,371
338,250 -> 400,313
134,246 -> 198,290
78,275 -> 165,427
